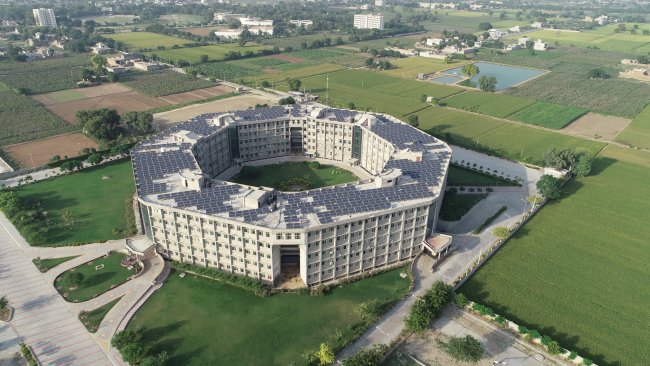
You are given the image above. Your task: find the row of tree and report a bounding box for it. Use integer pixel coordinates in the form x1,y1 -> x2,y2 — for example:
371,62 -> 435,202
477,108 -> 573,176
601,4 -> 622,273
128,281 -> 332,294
76,109 -> 153,141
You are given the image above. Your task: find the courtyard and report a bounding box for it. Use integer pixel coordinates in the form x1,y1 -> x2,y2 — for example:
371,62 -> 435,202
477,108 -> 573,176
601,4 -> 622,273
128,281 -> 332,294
230,161 -> 359,191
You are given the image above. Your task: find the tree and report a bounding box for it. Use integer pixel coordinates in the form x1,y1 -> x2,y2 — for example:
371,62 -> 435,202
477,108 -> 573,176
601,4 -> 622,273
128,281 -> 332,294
61,272 -> 83,289
315,343 -> 335,366
478,76 -> 497,92
544,148 -> 577,170
347,101 -> 356,110
364,57 -> 374,68
587,68 -> 609,79
199,54 -> 209,63
420,94 -> 427,103
407,114 -> 419,127
573,153 -> 593,177
343,344 -> 388,366
87,153 -> 103,165
76,109 -> 121,140
454,293 -> 468,308
261,80 -> 271,88
537,174 -> 562,200
140,351 -> 169,366
461,64 -> 480,77
0,296 -> 7,310
59,160 -> 83,172
637,55 -> 649,64
111,330 -> 138,350
287,79 -> 302,91
478,22 -> 493,31
80,68 -> 94,81
439,335 -> 484,362
279,96 -> 296,105
90,54 -> 107,74
492,226 -> 510,240
405,297 -> 432,332
107,72 -> 119,82
309,161 -> 321,169
120,342 -> 144,364
122,111 -> 153,134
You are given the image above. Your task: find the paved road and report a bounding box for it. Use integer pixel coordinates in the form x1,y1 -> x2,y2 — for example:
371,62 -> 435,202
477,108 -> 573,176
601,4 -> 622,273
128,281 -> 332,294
0,214 -> 112,366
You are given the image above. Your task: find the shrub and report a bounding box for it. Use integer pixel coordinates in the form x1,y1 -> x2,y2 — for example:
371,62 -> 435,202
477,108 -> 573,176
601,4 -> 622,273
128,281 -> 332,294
20,343 -> 37,366
494,315 -> 506,326
547,340 -> 562,355
526,329 -> 541,339
310,284 -> 329,296
171,262 -> 268,296
583,358 -> 593,365
454,293 -> 468,308
518,325 -> 528,334
438,335 -> 484,362
541,335 -> 552,346
405,281 -> 452,332
569,351 -> 578,360
343,344 -> 388,366
472,206 -> 507,234
309,161 -> 321,169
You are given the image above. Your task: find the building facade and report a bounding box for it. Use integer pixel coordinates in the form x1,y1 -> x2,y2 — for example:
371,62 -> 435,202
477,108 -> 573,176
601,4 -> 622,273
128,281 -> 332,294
132,104 -> 450,287
353,14 -> 384,30
32,8 -> 57,27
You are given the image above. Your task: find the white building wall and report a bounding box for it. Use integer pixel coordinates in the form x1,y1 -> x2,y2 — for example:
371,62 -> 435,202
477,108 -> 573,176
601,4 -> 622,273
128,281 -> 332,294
33,8 -> 57,27
353,14 -> 384,30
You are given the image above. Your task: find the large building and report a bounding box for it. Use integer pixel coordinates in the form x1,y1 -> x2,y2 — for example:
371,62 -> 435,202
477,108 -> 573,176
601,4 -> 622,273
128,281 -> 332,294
132,104 -> 451,287
32,8 -> 57,27
353,13 -> 384,30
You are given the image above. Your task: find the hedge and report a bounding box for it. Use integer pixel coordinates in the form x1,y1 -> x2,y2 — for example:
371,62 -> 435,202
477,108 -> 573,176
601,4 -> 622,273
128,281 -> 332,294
170,261 -> 269,297
472,206 -> 507,234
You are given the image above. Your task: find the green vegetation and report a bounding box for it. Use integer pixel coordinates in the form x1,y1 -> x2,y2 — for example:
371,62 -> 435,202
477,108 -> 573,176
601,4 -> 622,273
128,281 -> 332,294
0,55 -> 89,94
289,49 -> 367,68
437,335 -> 484,362
128,267 -> 410,365
460,155 -> 650,366
447,165 -> 520,187
443,92 -> 534,118
616,104 -> 650,149
55,252 -> 137,302
120,69 -> 216,97
0,90 -> 74,146
171,261 -> 268,296
439,189 -> 486,221
382,349 -> 420,366
416,106 -> 605,165
32,256 -> 79,273
20,343 -> 37,366
231,162 -> 358,191
472,206 -> 507,234
148,43 -> 271,64
13,159 -> 135,246
79,297 -> 122,333
509,102 -> 587,129
405,281 -> 452,332
105,32 -> 188,50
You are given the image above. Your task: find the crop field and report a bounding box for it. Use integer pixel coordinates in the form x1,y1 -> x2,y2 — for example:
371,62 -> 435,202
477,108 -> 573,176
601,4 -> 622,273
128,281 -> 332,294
442,92 -> 534,118
81,15 -> 137,24
348,35 -> 423,50
105,32 -> 187,50
260,32 -> 342,49
0,82 -> 8,91
0,54 -> 89,94
521,26 -> 650,52
120,70 -> 216,97
147,43 -> 271,64
158,14 -> 206,25
258,63 -> 346,84
460,154 -> 650,366
615,104 -> 650,149
383,57 -> 469,79
508,102 -> 587,129
414,106 -> 605,164
288,48 -> 367,67
0,90 -> 74,147
5,133 -> 99,168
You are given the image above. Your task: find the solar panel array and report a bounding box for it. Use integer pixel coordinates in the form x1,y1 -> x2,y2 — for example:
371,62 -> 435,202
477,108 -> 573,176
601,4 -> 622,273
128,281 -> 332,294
131,105 -> 451,228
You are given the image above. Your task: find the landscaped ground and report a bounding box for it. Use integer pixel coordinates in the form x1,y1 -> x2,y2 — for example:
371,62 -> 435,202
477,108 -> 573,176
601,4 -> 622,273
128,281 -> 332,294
447,165 -> 519,187
231,162 -> 358,191
439,191 -> 487,221
4,133 -> 99,168
561,112 -> 631,141
128,268 -> 410,365
13,159 -> 135,246
615,104 -> 650,149
105,32 -> 188,50
120,69 -> 216,97
56,252 -> 136,302
460,153 -> 650,366
79,298 -> 122,333
32,256 -> 79,273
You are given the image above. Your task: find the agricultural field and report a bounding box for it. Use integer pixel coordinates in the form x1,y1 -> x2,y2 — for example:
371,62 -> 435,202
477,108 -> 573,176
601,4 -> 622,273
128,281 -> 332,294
105,32 -> 188,50
260,32 -> 343,49
128,267 -> 410,366
383,57 -> 469,79
157,85 -> 233,105
0,54 -> 89,94
479,48 -> 650,118
420,9 -> 525,34
179,26 -> 222,37
147,43 -> 272,64
508,102 -> 587,129
120,69 -> 216,97
442,92 -> 534,118
414,106 -> 605,165
257,63 -> 346,84
615,104 -> 650,149
288,48 -> 367,67
4,133 -> 99,168
13,159 -> 136,246
0,90 -> 74,147
348,34 -> 423,50
80,15 -> 137,24
562,112 -> 631,141
460,152 -> 650,366
521,25 -> 650,52
158,14 -> 206,25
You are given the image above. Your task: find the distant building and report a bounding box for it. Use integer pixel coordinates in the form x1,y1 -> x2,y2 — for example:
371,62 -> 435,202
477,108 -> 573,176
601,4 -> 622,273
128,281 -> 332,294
91,42 -> 112,54
530,22 -> 545,29
509,25 -> 522,33
289,20 -> 314,27
239,17 -> 273,27
488,29 -> 508,39
469,4 -> 483,10
133,61 -> 163,72
426,38 -> 443,47
518,37 -> 530,46
213,13 -> 245,22
533,39 -> 549,51
375,0 -> 384,7
621,59 -> 639,65
353,14 -> 384,30
594,15 -> 609,25
32,8 -> 57,27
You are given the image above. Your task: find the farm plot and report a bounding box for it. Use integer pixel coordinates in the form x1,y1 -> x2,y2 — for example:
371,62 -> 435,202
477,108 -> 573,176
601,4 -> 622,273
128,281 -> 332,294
193,60 -> 264,82
4,133 -> 99,168
442,92 -> 534,118
508,101 -> 587,129
288,48 -> 367,67
0,90 -> 74,147
0,54 -> 89,94
615,104 -> 650,149
32,83 -> 132,105
383,57 -> 469,79
157,85 -> 233,104
179,26 -> 221,37
460,156 -> 650,366
258,63 -> 346,84
147,43 -> 271,64
105,32 -> 188,50
120,69 -> 216,97
562,112 -> 631,141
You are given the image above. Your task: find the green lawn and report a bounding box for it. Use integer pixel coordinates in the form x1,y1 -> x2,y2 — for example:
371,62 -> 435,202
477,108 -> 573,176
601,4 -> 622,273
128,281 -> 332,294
615,104 -> 650,149
56,252 -> 136,302
32,256 -> 79,273
460,155 -> 650,366
442,92 -> 535,119
13,159 -> 135,246
439,191 -> 486,221
128,268 -> 411,366
231,162 -> 358,190
79,297 -> 122,333
509,101 -> 587,129
105,32 -> 188,50
147,43 -> 271,64
447,165 -> 519,187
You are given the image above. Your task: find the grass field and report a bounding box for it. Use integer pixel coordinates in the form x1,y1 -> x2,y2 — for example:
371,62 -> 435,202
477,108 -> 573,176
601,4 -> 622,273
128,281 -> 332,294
105,32 -> 188,50
615,104 -> 650,149
413,106 -> 605,165
80,298 -> 122,333
439,192 -> 486,221
147,43 -> 271,63
231,162 -> 358,190
128,268 -> 410,366
32,256 -> 78,273
447,165 -> 519,187
442,92 -> 535,118
383,57 -> 469,79
460,154 -> 650,366
0,90 -> 74,147
13,159 -> 135,246
509,101 -> 587,129
120,69 -> 216,97
56,252 -> 136,302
